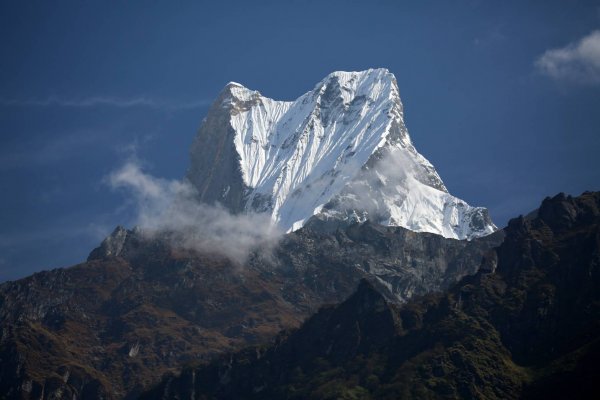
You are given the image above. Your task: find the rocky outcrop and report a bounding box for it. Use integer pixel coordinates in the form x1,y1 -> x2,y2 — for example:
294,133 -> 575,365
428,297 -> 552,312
270,219 -> 504,303
87,225 -> 131,259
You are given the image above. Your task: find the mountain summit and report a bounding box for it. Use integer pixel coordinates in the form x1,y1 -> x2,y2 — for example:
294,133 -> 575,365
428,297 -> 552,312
187,68 -> 496,239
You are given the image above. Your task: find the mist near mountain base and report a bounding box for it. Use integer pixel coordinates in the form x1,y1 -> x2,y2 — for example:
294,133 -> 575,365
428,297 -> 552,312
108,161 -> 281,264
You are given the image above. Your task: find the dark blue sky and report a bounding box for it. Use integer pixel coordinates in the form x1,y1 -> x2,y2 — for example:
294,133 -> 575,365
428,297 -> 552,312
1,0 -> 599,281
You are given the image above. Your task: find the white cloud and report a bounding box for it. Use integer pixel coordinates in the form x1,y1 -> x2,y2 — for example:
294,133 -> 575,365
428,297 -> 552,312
0,95 -> 211,110
109,161 -> 281,264
536,30 -> 600,85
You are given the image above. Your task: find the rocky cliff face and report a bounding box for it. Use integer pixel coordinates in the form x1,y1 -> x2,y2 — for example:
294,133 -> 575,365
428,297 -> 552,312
144,191 -> 600,399
187,69 -> 496,239
0,219 -> 500,398
269,220 -> 504,303
187,85 -> 250,214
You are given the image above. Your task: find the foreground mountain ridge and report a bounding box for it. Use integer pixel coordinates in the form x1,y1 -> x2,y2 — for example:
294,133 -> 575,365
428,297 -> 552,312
145,191 -> 600,399
187,68 -> 497,239
0,211 -> 502,398
1,192 -> 596,398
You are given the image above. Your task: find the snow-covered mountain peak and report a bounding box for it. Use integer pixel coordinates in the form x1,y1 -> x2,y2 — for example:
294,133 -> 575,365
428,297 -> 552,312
313,68 -> 396,99
219,81 -> 261,104
187,69 -> 497,239
316,68 -> 393,86
225,81 -> 245,88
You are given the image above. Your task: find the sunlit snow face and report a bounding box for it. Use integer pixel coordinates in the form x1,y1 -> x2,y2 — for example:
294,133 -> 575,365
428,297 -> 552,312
225,69 -> 407,229
187,69 -> 497,240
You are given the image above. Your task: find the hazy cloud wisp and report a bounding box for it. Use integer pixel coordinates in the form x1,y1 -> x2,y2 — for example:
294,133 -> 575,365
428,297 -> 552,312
323,147 -> 427,222
109,161 -> 281,264
0,95 -> 211,110
536,30 -> 600,85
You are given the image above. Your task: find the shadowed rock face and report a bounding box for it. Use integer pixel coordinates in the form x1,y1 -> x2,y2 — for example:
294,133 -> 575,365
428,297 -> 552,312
186,84 -> 250,213
270,219 -> 504,304
0,217 -> 501,398
144,192 -> 600,400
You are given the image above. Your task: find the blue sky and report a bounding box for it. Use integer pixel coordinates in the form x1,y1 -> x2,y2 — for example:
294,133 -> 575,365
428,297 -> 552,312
1,0 -> 599,281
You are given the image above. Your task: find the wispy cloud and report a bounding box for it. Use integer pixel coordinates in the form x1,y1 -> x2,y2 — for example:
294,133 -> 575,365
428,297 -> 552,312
108,161 -> 281,264
0,95 -> 211,110
536,30 -> 600,85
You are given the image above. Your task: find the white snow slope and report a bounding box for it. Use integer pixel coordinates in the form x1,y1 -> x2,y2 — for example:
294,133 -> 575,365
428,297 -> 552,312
190,68 -> 496,239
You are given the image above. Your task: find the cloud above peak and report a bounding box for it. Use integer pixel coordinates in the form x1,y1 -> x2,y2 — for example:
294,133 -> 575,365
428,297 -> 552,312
535,30 -> 600,85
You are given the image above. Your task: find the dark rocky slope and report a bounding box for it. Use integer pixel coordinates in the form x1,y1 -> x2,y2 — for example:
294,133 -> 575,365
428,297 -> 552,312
0,217 -> 500,398
145,192 -> 600,399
